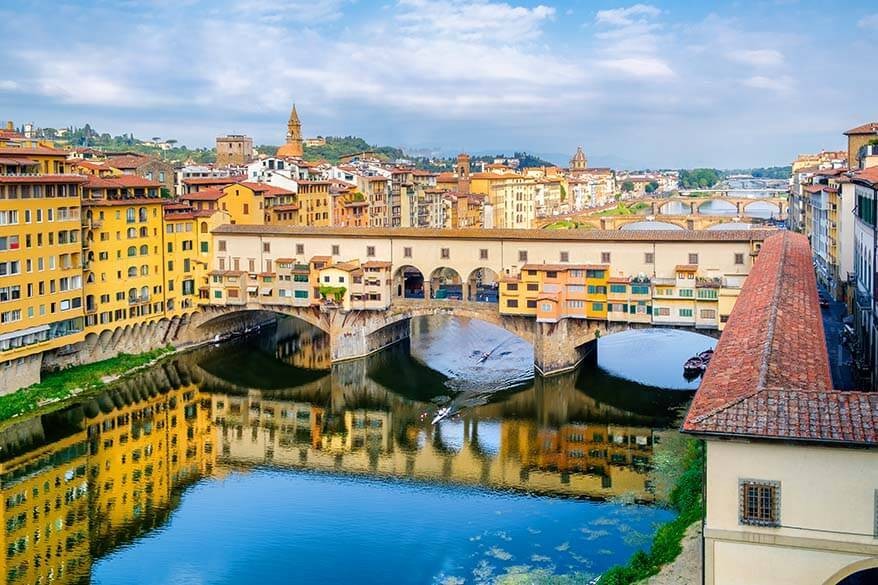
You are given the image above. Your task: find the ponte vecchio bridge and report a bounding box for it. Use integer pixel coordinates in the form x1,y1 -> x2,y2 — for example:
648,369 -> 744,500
184,226 -> 772,375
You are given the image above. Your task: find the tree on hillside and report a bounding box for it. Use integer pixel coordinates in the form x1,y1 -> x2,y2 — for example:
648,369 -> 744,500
622,181 -> 635,193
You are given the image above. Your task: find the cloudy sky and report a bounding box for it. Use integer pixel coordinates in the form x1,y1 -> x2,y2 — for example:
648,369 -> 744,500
1,0 -> 876,168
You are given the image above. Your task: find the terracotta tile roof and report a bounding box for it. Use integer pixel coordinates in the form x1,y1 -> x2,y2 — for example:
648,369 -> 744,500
362,260 -> 392,268
608,276 -> 630,283
683,232 -> 877,446
675,264 -> 698,272
802,184 -> 838,194
182,188 -> 225,201
310,255 -> 332,263
521,263 -> 609,271
82,197 -> 163,207
0,145 -> 68,156
852,167 -> 878,187
0,156 -> 38,165
271,204 -> 299,211
104,154 -> 153,169
843,122 -> 878,135
83,175 -> 162,189
212,224 -> 777,243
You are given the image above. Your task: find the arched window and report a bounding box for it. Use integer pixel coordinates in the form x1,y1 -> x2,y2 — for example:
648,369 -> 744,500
139,226 -> 148,237
127,227 -> 136,239
140,245 -> 148,256
140,265 -> 149,276
200,221 -> 208,234
127,266 -> 137,277
138,207 -> 148,222
128,288 -> 137,301
127,246 -> 137,257
126,208 -> 135,223
140,286 -> 149,299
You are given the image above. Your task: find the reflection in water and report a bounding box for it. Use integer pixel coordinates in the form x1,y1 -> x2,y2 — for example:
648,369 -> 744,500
659,199 -> 780,219
0,317 -> 695,584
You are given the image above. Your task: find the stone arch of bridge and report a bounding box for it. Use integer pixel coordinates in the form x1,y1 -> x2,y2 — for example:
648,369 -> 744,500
742,199 -> 782,216
615,217 -> 688,230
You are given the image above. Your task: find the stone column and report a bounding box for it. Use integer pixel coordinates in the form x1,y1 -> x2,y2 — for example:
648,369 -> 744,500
533,319 -> 593,375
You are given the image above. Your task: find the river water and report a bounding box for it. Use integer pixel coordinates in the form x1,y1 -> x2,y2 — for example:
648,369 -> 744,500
0,316 -> 715,585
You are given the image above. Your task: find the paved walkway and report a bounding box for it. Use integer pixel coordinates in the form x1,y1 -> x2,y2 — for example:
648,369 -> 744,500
818,285 -> 855,390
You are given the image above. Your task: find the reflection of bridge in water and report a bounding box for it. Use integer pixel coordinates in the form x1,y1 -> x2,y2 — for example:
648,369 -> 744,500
188,337 -> 688,502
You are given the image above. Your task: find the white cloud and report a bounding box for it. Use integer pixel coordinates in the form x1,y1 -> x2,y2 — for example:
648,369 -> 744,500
592,3 -> 673,79
595,4 -> 660,27
858,13 -> 878,28
726,49 -> 785,67
0,80 -> 19,91
743,75 -> 794,94
396,0 -> 555,43
230,0 -> 348,23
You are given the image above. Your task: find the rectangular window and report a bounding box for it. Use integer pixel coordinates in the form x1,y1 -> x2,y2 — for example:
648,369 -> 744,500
332,245 -> 340,256
601,252 -> 611,263
526,283 -> 538,291
587,285 -> 607,294
403,247 -> 412,258
697,288 -> 718,299
679,308 -> 693,317
739,480 -> 780,527
367,246 -> 376,257
480,249 -> 488,260
591,302 -> 604,311
263,242 -> 271,253
506,283 -> 518,291
506,299 -> 519,308
518,250 -> 528,262
440,248 -> 449,259
218,240 -> 227,252
610,284 -> 627,293
679,289 -> 694,297
541,303 -> 552,312
688,253 -> 699,265
560,251 -> 569,262
645,252 -> 654,264
566,300 -> 584,309
201,242 -> 208,253
296,244 -> 304,255
735,253 -> 744,265
586,270 -> 604,278
546,271 -> 558,278
526,300 -> 536,308
700,309 -> 717,319
654,307 -> 670,317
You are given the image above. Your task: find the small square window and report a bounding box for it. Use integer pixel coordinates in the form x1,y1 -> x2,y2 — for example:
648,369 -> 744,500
734,253 -> 744,265
645,252 -> 654,264
332,245 -> 340,256
518,250 -> 528,262
296,244 -> 304,255
560,251 -> 569,262
404,247 -> 412,258
480,249 -> 488,260
601,252 -> 611,264
689,253 -> 699,265
441,248 -> 450,259
739,479 -> 780,527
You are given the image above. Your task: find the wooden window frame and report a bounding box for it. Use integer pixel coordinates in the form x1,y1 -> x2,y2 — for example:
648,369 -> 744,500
739,479 -> 781,527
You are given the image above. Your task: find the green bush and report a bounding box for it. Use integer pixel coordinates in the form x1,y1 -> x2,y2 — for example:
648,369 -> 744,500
599,439 -> 704,584
0,346 -> 174,422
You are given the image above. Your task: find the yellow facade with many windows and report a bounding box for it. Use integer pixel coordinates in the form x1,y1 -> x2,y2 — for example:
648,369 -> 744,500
82,176 -> 166,332
0,147 -> 86,384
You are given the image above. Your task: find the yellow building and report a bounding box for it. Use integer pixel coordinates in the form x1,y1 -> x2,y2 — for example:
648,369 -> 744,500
0,147 -> 87,391
163,206 -> 226,318
0,433 -> 91,584
81,176 -> 166,332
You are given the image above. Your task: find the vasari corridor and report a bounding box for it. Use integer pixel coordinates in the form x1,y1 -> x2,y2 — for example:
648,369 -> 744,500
2,1 -> 878,584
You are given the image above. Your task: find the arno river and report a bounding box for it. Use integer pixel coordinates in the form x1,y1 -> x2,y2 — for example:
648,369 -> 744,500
1,316 -> 715,584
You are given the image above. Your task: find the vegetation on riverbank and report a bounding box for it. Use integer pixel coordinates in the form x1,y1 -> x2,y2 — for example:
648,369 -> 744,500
544,219 -> 596,229
599,438 -> 705,584
597,202 -> 650,216
0,346 -> 174,423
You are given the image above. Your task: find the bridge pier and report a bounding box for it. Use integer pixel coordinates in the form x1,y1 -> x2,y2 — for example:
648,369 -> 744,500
533,319 -> 598,376
330,316 -> 411,362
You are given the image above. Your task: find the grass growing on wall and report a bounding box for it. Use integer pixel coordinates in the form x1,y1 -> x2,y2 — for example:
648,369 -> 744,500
0,346 -> 174,422
599,439 -> 705,584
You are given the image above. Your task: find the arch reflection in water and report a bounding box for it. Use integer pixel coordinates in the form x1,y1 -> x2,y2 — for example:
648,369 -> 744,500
0,320 -> 690,584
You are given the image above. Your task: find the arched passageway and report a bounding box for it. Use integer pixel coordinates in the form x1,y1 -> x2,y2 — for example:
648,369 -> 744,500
467,267 -> 499,303
393,265 -> 425,299
834,567 -> 878,585
430,267 -> 463,300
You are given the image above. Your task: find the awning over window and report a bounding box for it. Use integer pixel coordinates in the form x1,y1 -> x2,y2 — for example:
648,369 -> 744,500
246,286 -> 258,293
0,324 -> 50,343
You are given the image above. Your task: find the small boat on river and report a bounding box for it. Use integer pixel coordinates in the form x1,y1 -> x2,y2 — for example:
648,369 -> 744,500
683,348 -> 715,378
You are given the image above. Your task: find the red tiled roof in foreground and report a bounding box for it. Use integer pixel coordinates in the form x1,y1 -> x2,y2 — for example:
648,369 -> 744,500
683,231 -> 878,446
